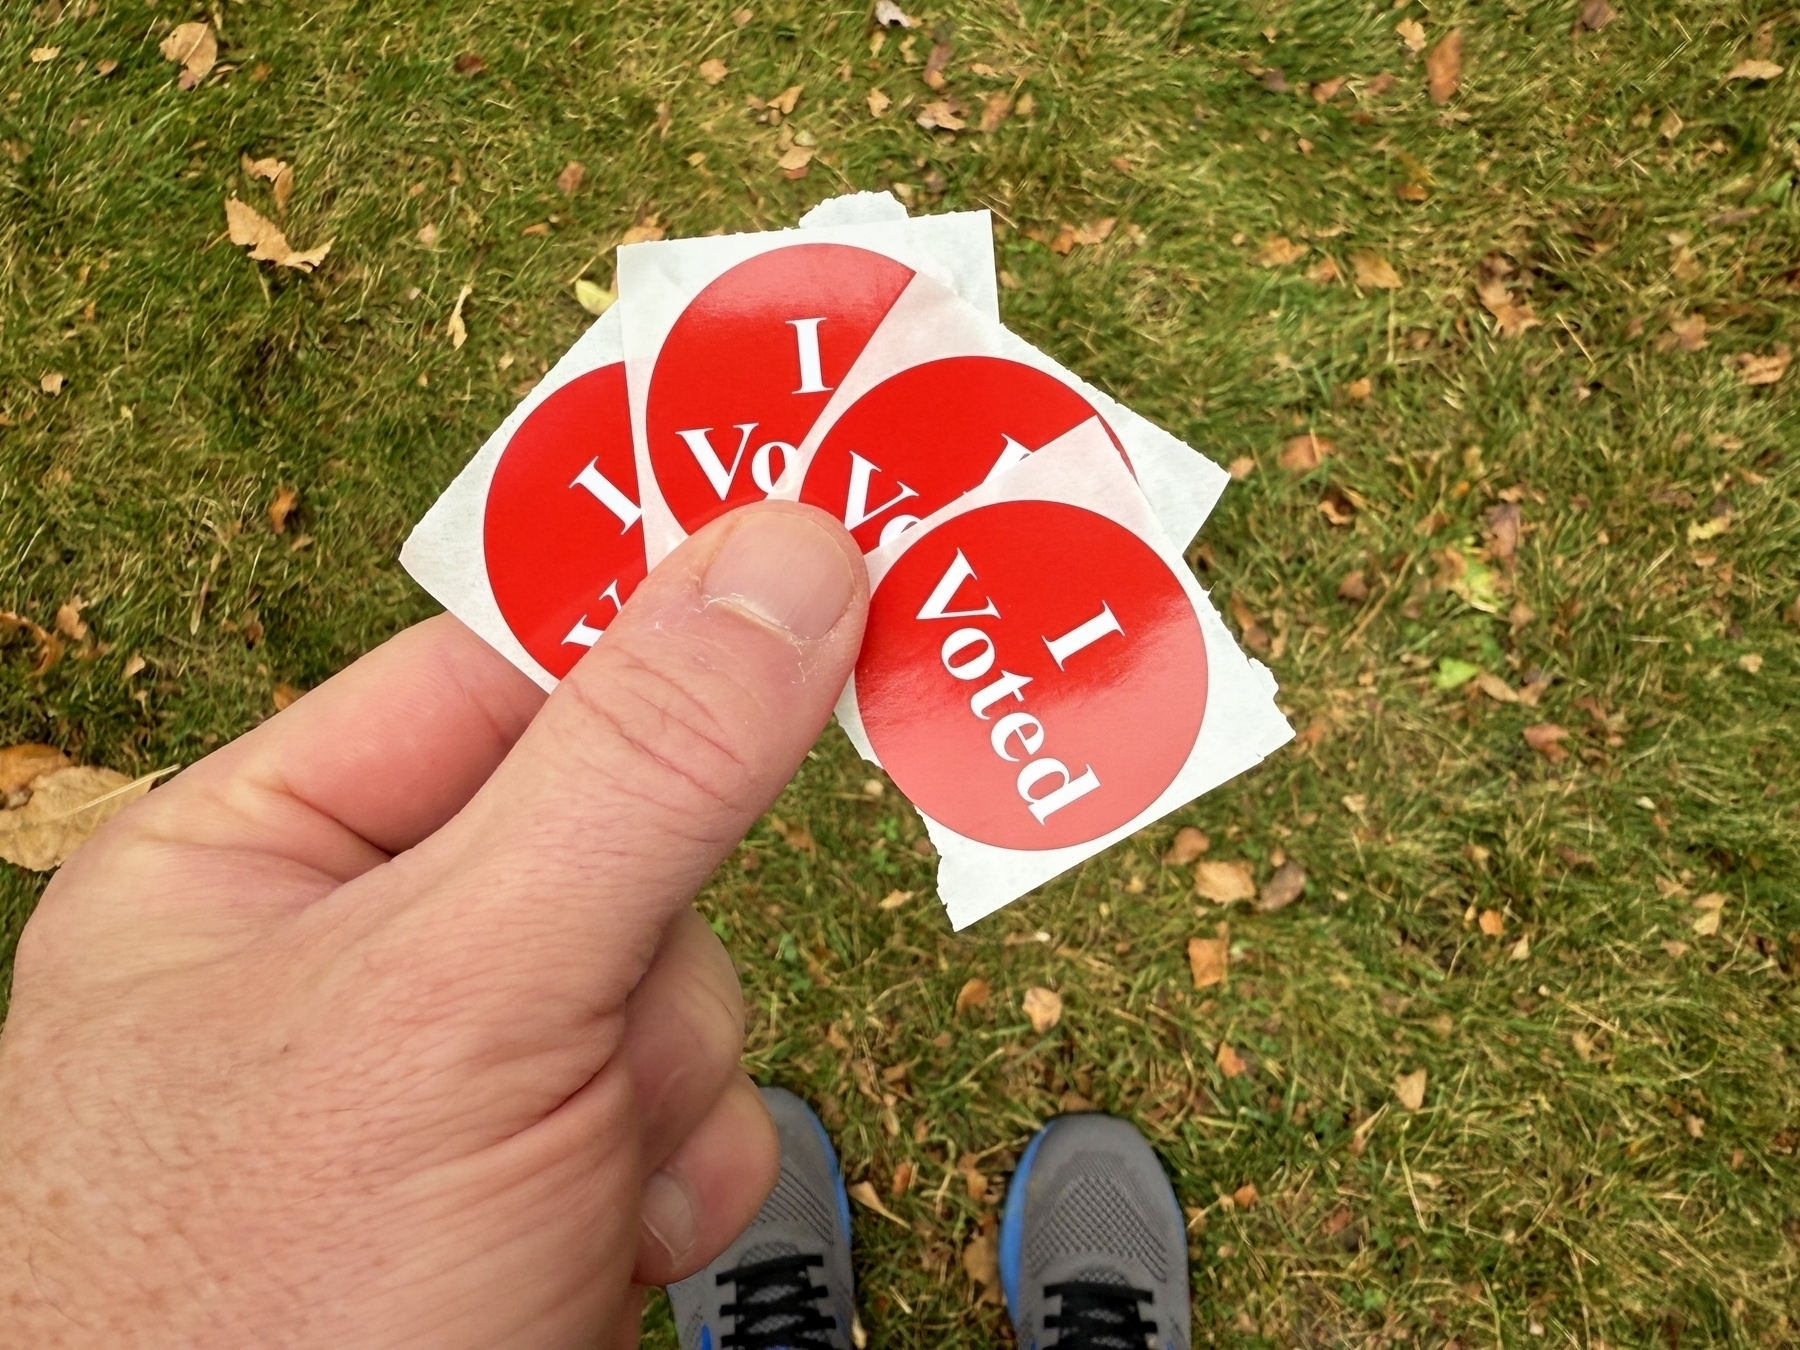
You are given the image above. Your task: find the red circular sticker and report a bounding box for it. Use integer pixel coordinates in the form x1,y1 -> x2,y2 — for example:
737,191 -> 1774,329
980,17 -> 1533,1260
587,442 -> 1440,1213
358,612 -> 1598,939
857,500 -> 1207,851
646,242 -> 915,538
799,355 -> 1123,553
483,363 -> 644,680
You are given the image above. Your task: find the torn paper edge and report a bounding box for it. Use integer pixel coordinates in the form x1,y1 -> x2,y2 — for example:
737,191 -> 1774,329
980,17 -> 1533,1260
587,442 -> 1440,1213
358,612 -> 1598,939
833,418 -> 1293,929
619,208 -> 998,569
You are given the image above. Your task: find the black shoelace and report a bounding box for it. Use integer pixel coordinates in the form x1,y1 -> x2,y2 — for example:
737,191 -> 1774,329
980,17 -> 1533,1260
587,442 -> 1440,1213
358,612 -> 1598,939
1044,1280 -> 1157,1350
718,1253 -> 838,1350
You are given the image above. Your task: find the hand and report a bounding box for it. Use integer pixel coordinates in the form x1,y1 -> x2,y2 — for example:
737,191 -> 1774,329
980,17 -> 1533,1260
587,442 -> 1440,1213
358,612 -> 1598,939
0,504 -> 868,1349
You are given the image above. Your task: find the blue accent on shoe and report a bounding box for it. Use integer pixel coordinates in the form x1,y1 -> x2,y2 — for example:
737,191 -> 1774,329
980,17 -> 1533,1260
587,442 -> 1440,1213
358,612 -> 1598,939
802,1104 -> 854,1248
1000,1119 -> 1057,1319
698,1325 -> 712,1350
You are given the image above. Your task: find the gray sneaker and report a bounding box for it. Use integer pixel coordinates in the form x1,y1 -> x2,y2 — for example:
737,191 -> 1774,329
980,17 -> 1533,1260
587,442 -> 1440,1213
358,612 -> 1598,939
667,1087 -> 855,1350
999,1114 -> 1191,1350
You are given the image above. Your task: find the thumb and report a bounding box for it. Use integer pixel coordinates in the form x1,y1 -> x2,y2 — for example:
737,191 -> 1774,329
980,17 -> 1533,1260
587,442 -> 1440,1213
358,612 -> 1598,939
353,502 -> 867,1024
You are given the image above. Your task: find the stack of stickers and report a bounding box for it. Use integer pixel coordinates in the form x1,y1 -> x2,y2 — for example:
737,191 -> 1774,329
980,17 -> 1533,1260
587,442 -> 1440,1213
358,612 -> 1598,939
403,192 -> 1293,929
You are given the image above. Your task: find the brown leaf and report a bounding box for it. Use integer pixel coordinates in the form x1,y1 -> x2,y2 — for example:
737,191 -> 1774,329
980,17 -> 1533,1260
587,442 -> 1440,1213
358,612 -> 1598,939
1478,908 -> 1505,936
30,46 -> 60,64
977,92 -> 1012,132
446,283 -> 472,350
1733,344 -> 1791,386
224,198 -> 332,272
922,41 -> 953,90
1394,1067 -> 1427,1111
915,99 -> 966,131
1306,256 -> 1341,285
1351,251 -> 1402,290
1313,75 -> 1348,103
40,371 -> 65,395
241,155 -> 295,213
1227,592 -> 1269,654
1484,501 -> 1522,567
1216,1041 -> 1248,1078
1195,860 -> 1257,904
1577,0 -> 1618,31
0,765 -> 160,871
1258,859 -> 1306,912
1426,30 -> 1463,105
453,52 -> 487,76
877,888 -> 912,910
619,215 -> 667,247
159,21 -> 217,89
1227,456 -> 1256,480
874,0 -> 916,28
1474,672 -> 1518,703
771,83 -> 803,115
1337,570 -> 1370,604
267,485 -> 300,535
1163,825 -> 1209,864
1187,931 -> 1228,989
0,744 -> 72,805
962,1231 -> 1003,1305
1318,486 -> 1356,527
866,87 -> 891,117
1258,235 -> 1307,267
1395,18 -> 1427,52
1725,59 -> 1783,82
1523,723 -> 1570,762
0,611 -> 64,676
556,160 -> 586,195
1022,986 -> 1063,1034
776,145 -> 815,178
732,7 -> 754,25
848,1180 -> 910,1229
1666,313 -> 1707,351
1477,278 -> 1539,338
1278,432 -> 1333,471
1232,1183 -> 1259,1209
53,597 -> 88,643
698,58 -> 728,86
955,976 -> 991,1015
890,1160 -> 914,1197
1068,218 -> 1117,247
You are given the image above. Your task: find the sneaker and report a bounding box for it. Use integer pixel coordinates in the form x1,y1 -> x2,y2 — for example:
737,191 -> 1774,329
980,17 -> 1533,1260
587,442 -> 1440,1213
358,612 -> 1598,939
999,1113 -> 1191,1350
667,1086 -> 856,1350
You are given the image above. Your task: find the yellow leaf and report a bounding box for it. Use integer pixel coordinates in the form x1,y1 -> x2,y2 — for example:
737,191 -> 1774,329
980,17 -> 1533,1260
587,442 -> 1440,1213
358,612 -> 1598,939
847,1180 -> 910,1229
1351,251 -> 1402,289
866,88 -> 891,117
1395,18 -> 1427,52
574,279 -> 615,316
877,888 -> 912,910
446,283 -> 471,350
30,46 -> 61,64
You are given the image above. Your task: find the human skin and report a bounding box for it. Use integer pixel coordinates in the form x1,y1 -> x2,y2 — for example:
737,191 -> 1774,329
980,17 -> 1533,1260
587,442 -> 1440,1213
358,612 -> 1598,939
0,502 -> 868,1349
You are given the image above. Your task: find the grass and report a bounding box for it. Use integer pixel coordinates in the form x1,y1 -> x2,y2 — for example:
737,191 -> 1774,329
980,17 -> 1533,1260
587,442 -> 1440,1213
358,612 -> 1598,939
4,0 -> 1800,1343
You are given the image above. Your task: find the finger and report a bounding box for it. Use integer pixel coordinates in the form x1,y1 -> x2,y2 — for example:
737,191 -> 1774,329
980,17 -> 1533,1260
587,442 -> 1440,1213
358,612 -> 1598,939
358,503 -> 867,1023
127,614 -> 545,884
624,909 -> 745,1177
632,1073 -> 777,1286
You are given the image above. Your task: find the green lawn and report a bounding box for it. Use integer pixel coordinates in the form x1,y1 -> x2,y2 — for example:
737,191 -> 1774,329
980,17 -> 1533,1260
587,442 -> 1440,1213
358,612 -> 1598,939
4,1 -> 1799,1344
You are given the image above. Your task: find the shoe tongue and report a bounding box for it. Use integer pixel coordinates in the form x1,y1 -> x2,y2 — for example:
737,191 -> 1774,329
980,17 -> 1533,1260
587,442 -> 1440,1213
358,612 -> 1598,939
1071,1265 -> 1129,1286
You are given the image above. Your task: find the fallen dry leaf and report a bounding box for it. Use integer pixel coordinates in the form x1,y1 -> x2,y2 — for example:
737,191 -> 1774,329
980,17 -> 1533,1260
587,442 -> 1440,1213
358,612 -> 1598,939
556,160 -> 586,195
1195,859 -> 1257,904
1394,1068 -> 1427,1111
1523,723 -> 1570,762
1738,652 -> 1763,674
1187,931 -> 1228,989
1478,908 -> 1505,937
96,57 -> 119,77
1216,1042 -> 1248,1078
1164,826 -> 1210,864
453,52 -> 487,76
1313,75 -> 1348,103
698,58 -> 728,86
225,198 -> 331,272
977,92 -> 1012,132
446,283 -> 472,350
955,976 -> 991,1015
916,99 -> 967,131
1227,593 -> 1269,654
877,888 -> 912,910
0,765 -> 162,871
1726,59 -> 1783,82
53,599 -> 87,644
160,21 -> 217,90
1426,30 -> 1463,105
1509,933 -> 1531,961
922,40 -> 953,90
30,46 -> 60,63
0,744 -> 72,806
1069,218 -> 1116,247
875,0 -> 916,26
1477,278 -> 1539,339
272,682 -> 304,711
962,1230 -> 1002,1305
241,155 -> 295,214
733,7 -> 754,25
1577,0 -> 1618,30
1337,570 -> 1370,604
1227,456 -> 1256,480
1258,235 -> 1307,267
848,1180 -> 909,1229
1733,344 -> 1791,386
1232,1182 -> 1259,1209
1258,859 -> 1306,912
771,84 -> 803,115
1692,892 -> 1727,939
1351,251 -> 1402,290
867,87 -> 891,116
1667,313 -> 1708,351
1319,486 -> 1356,527
1307,256 -> 1341,285
1396,18 -> 1427,52
889,1160 -> 914,1197
777,145 -> 815,178
574,279 -> 615,316
1484,501 -> 1522,568
1278,432 -> 1333,471
0,612 -> 64,676
1022,986 -> 1063,1033
40,371 -> 64,395
1474,671 -> 1518,703
1663,939 -> 1689,958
